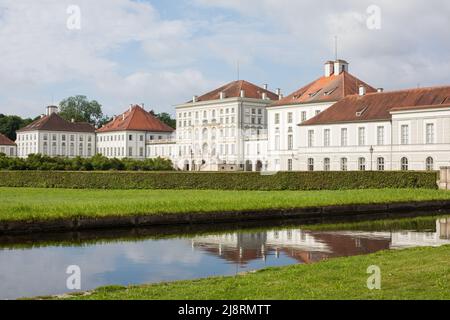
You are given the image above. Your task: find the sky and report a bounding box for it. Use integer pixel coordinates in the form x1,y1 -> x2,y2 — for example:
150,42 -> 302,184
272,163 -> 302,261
0,0 -> 449,118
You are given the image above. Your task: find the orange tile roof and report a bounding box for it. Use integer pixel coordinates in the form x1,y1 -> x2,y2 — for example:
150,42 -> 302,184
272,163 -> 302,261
0,134 -> 15,146
97,105 -> 174,133
271,71 -> 376,107
301,86 -> 450,126
17,113 -> 95,133
189,80 -> 279,103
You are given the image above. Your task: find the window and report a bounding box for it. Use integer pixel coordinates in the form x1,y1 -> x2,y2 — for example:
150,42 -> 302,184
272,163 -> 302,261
307,158 -> 314,171
62,143 -> 66,155
128,147 -> 133,157
426,157 -> 434,171
377,127 -> 385,145
341,128 -> 348,147
426,124 -> 434,144
288,159 -> 293,172
139,147 -> 144,157
358,127 -> 366,146
324,129 -> 331,147
287,134 -> 293,151
43,142 -> 48,155
340,158 -> 348,171
129,135 -> 133,141
70,143 -> 74,156
275,113 -> 280,125
308,130 -> 315,147
401,125 -> 409,145
377,157 -> 385,171
140,135 -> 144,142
275,135 -> 280,151
301,111 -> 307,122
401,157 -> 409,171
358,157 -> 366,171
288,113 -> 293,124
79,143 -> 83,156
87,144 -> 92,157
323,158 -> 331,171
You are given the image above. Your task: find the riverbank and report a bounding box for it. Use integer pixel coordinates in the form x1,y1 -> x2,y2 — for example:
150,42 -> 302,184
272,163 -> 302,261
2,188 -> 450,235
51,245 -> 450,300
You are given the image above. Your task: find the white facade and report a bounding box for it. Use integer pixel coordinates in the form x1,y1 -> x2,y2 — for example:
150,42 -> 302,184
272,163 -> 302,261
17,130 -> 95,158
96,131 -> 174,160
298,106 -> 450,172
0,144 -> 16,157
175,96 -> 273,171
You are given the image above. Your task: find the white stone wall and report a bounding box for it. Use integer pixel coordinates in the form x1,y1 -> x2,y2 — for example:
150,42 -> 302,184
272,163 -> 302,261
267,102 -> 335,171
175,97 -> 271,171
16,130 -> 95,158
97,131 -> 173,160
0,145 -> 16,157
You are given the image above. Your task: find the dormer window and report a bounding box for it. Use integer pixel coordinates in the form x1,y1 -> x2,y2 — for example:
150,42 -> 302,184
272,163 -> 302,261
324,87 -> 338,96
356,106 -> 368,117
309,89 -> 321,98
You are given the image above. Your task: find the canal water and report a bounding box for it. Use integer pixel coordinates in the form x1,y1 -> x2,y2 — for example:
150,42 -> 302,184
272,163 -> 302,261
0,216 -> 449,299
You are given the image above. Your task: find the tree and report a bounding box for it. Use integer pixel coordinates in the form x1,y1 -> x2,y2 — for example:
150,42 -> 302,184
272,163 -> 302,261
0,114 -> 35,141
59,95 -> 104,127
149,110 -> 176,129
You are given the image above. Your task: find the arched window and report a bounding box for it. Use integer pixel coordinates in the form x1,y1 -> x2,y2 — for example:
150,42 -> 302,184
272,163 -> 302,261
340,158 -> 348,171
401,157 -> 409,171
358,157 -> 366,171
426,157 -> 434,171
377,157 -> 385,171
324,158 -> 331,171
307,158 -> 314,171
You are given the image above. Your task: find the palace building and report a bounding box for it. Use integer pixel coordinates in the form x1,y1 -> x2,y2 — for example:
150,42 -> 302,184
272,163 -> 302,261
11,59 -> 450,172
16,106 -> 96,158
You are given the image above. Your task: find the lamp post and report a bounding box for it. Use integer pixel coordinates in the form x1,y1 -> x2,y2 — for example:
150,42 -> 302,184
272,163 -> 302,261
370,146 -> 374,171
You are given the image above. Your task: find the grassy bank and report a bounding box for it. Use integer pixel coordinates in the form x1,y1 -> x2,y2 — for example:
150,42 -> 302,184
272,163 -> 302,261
1,187 -> 450,222
55,245 -> 450,300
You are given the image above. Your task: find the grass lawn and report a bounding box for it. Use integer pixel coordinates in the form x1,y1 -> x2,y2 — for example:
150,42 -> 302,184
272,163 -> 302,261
1,187 -> 450,222
53,245 -> 450,300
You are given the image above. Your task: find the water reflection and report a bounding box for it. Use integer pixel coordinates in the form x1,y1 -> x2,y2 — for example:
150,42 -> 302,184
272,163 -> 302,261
0,217 -> 449,300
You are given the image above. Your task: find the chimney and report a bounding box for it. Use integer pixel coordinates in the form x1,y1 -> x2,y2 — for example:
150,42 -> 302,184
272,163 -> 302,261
334,60 -> 349,75
262,92 -> 268,100
279,94 -> 284,101
193,95 -> 198,103
359,85 -> 367,96
276,88 -> 281,96
324,61 -> 335,77
46,105 -> 58,116
377,88 -> 384,93
240,90 -> 245,98
263,84 -> 268,90
219,91 -> 226,100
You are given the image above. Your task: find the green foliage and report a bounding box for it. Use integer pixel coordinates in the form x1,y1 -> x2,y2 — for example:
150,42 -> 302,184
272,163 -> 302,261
0,114 -> 36,140
0,153 -> 173,172
0,169 -> 438,190
149,110 -> 176,129
59,95 -> 106,127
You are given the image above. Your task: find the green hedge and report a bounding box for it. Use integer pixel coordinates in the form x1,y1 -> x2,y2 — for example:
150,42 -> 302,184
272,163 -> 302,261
0,171 -> 439,191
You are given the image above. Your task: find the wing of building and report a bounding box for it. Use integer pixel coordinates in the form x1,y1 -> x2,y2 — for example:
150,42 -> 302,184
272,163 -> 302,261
0,133 -> 16,157
175,80 -> 281,171
265,59 -> 377,172
16,106 -> 96,158
299,86 -> 450,171
96,105 -> 175,160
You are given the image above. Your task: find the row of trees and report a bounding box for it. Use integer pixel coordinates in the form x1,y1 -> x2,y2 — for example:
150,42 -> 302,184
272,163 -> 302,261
0,96 -> 176,141
0,154 -> 174,171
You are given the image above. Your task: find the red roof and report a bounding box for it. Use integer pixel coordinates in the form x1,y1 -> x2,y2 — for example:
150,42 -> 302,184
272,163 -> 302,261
97,105 -> 174,133
17,113 -> 95,133
301,86 -> 450,126
189,80 -> 279,103
0,134 -> 15,146
271,71 -> 376,107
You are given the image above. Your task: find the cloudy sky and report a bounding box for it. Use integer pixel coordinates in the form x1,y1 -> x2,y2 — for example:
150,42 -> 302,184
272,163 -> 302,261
0,0 -> 449,118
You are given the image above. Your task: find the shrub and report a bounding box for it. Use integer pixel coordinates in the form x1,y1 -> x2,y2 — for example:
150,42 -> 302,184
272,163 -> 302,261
0,153 -> 174,172
0,171 -> 439,190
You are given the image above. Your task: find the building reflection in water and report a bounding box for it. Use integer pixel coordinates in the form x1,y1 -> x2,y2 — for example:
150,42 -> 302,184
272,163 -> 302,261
191,218 -> 450,267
